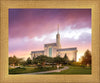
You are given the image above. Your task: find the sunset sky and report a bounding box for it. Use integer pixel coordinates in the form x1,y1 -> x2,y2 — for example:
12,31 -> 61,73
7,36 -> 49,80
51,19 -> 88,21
9,9 -> 91,61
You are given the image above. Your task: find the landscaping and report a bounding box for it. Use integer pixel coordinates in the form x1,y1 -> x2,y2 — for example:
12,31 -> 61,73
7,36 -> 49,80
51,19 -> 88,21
44,66 -> 91,74
9,50 -> 92,74
9,65 -> 91,74
9,66 -> 63,74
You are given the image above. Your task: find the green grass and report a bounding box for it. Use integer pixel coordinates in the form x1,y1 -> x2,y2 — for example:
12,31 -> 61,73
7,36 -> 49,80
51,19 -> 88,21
9,66 -> 57,74
9,67 -> 35,74
44,66 -> 91,74
9,66 -> 91,74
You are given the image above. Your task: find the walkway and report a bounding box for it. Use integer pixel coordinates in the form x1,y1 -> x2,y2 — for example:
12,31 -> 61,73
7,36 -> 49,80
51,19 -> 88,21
22,66 -> 69,75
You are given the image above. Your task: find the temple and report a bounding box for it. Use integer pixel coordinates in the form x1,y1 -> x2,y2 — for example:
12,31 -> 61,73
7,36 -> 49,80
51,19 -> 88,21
31,25 -> 77,61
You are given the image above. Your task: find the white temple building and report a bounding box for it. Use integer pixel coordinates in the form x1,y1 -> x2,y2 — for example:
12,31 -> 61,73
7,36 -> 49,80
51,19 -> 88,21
31,25 -> 77,61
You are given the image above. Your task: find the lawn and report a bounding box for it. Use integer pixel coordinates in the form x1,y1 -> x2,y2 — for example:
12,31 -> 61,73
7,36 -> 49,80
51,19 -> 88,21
9,67 -> 35,74
9,66 -> 91,74
44,66 -> 91,74
9,66 -> 57,74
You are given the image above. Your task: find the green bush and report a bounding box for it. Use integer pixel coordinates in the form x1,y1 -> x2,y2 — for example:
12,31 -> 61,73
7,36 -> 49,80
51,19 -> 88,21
9,67 -> 26,74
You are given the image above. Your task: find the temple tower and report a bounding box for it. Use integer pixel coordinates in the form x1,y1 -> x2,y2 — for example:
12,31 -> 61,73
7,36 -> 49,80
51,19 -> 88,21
56,24 -> 61,49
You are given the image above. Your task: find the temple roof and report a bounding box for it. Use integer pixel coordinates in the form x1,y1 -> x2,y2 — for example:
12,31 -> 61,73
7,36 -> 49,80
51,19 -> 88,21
44,43 -> 57,47
31,50 -> 44,53
57,47 -> 77,51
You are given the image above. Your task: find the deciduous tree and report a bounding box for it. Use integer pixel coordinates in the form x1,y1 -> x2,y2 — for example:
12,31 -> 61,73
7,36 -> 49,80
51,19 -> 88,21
81,50 -> 91,66
9,55 -> 23,68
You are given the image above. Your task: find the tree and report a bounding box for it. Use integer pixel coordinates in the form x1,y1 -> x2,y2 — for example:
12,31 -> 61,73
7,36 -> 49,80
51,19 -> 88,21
63,53 -> 69,64
32,57 -> 38,65
32,55 -> 48,67
19,60 -> 27,66
54,56 -> 63,64
46,57 -> 53,63
81,50 -> 91,66
26,57 -> 32,65
9,55 -> 23,68
64,53 -> 67,59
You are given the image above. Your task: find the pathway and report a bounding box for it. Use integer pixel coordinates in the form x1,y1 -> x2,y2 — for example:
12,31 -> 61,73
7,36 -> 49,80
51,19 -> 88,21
21,66 -> 69,75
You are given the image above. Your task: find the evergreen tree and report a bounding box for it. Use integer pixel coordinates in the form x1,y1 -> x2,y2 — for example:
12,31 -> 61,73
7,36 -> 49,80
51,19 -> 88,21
26,57 -> 32,65
63,53 -> 69,64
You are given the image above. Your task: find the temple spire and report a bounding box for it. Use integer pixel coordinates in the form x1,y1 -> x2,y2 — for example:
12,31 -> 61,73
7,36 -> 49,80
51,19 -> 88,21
56,24 -> 61,49
57,24 -> 59,34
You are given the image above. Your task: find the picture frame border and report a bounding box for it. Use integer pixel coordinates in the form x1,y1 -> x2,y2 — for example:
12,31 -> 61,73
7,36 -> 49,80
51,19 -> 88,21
0,0 -> 100,83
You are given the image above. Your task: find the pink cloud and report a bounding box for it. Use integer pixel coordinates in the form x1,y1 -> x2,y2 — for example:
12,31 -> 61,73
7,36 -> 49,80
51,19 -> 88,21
9,9 -> 91,38
9,9 -> 91,61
